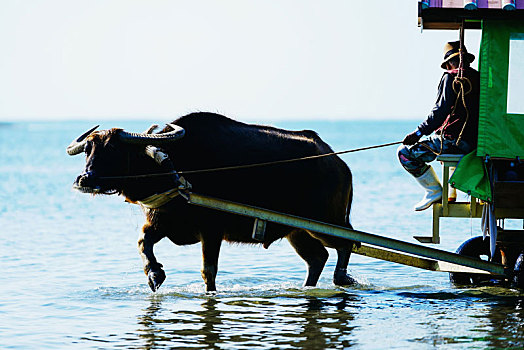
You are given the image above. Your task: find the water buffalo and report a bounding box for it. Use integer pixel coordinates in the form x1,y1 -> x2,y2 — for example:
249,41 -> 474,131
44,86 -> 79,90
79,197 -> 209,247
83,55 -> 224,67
67,112 -> 356,292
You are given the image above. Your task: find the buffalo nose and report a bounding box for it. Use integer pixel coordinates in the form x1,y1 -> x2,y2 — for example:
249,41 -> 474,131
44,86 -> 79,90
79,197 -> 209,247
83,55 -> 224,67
76,172 -> 94,187
76,174 -> 88,187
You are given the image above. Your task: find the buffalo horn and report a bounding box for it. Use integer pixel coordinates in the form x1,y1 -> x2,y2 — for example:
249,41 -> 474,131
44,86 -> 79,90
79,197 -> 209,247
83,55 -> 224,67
118,123 -> 185,145
66,125 -> 100,155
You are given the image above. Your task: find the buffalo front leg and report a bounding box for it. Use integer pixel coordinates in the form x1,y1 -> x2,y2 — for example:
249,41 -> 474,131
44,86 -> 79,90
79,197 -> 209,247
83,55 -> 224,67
138,225 -> 166,292
201,236 -> 222,292
287,230 -> 329,287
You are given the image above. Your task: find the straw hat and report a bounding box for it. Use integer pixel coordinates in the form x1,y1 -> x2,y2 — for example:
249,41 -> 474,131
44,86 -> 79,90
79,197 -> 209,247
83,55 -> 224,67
441,41 -> 475,69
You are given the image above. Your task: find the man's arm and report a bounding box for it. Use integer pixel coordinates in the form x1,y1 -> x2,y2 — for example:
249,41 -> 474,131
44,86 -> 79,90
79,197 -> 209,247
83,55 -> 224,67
417,73 -> 457,136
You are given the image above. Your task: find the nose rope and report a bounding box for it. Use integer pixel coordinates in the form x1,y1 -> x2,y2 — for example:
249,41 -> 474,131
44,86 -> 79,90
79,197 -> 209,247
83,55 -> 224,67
97,141 -> 402,181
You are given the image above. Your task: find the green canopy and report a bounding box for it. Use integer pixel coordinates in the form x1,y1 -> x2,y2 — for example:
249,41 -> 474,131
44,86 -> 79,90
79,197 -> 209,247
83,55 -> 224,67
477,20 -> 524,159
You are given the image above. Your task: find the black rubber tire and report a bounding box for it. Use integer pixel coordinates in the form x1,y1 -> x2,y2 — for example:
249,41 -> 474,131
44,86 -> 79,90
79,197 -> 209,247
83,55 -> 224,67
512,253 -> 524,289
449,236 -> 502,286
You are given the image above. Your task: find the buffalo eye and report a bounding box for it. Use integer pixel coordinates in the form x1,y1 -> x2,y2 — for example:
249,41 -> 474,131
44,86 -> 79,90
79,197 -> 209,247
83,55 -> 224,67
84,141 -> 92,155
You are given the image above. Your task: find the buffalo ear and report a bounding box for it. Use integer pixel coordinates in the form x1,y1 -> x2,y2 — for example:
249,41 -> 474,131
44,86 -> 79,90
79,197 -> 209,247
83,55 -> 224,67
144,145 -> 170,166
143,124 -> 159,134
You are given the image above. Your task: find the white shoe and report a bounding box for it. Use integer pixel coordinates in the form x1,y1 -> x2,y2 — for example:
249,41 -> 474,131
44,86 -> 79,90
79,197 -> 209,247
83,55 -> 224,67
414,166 -> 442,211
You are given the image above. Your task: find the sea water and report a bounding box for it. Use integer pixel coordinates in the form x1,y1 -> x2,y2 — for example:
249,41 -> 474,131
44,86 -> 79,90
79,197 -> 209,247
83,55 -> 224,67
0,120 -> 523,349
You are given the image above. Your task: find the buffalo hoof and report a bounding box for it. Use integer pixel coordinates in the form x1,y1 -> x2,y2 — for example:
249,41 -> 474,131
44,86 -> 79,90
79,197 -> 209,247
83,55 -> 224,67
333,270 -> 357,286
147,269 -> 166,292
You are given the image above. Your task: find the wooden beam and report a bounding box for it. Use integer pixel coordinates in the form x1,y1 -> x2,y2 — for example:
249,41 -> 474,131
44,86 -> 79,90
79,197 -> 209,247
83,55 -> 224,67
187,192 -> 506,276
353,244 -> 491,274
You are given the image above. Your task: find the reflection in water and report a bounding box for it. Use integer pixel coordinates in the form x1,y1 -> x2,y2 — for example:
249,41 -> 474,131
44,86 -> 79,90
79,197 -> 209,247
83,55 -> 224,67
136,298 -> 164,349
398,289 -> 524,348
136,292 -> 360,349
485,296 -> 524,348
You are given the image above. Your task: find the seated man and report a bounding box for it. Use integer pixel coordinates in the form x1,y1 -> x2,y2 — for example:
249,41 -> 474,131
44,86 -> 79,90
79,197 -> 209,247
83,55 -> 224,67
398,41 -> 480,211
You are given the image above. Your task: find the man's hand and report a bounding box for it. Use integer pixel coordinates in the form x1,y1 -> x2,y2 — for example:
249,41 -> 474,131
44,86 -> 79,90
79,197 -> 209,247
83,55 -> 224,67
402,130 -> 422,145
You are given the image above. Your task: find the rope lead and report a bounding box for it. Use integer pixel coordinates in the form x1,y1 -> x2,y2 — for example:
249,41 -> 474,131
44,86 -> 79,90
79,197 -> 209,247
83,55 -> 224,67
99,140 -> 402,180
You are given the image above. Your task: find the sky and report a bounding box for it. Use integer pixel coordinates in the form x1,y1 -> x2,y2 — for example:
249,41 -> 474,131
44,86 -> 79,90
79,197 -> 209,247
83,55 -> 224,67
0,0 -> 481,122
508,36 -> 524,114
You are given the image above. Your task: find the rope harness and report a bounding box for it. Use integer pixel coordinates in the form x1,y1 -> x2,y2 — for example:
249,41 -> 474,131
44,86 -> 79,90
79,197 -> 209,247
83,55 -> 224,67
451,73 -> 472,147
454,24 -> 472,148
137,177 -> 192,208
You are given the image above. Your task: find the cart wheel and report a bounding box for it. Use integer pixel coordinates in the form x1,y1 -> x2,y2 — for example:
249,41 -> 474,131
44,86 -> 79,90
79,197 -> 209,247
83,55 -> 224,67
449,236 -> 502,286
513,253 -> 524,289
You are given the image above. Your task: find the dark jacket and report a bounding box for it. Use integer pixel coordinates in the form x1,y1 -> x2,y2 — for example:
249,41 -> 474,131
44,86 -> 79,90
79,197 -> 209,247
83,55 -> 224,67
417,67 -> 480,148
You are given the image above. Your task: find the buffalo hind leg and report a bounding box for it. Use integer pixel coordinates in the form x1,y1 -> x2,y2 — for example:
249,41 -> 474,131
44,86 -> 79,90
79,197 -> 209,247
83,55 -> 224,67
333,247 -> 357,286
138,224 -> 166,292
308,232 -> 357,286
287,230 -> 329,287
201,235 -> 222,292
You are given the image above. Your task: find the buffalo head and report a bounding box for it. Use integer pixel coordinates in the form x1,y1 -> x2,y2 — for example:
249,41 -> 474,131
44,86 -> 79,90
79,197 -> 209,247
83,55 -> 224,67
67,124 -> 185,195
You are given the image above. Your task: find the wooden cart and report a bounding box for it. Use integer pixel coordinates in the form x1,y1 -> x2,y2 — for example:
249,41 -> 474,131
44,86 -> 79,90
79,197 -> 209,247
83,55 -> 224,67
417,1 -> 524,287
